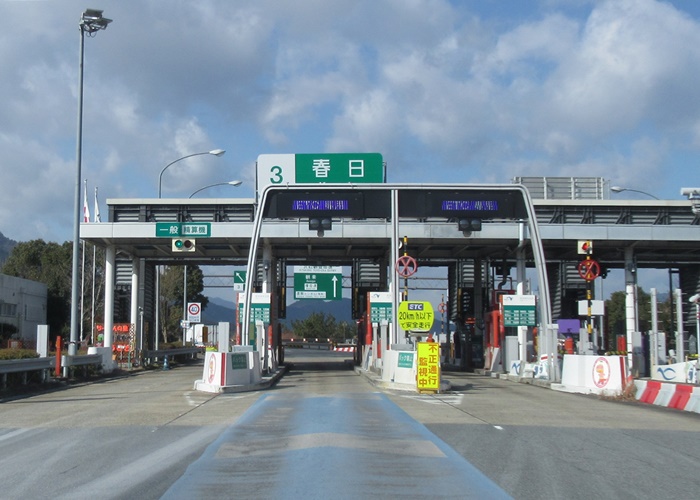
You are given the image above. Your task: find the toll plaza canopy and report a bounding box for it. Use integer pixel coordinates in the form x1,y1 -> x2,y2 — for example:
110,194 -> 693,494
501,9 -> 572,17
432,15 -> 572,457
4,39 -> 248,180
81,180 -> 700,381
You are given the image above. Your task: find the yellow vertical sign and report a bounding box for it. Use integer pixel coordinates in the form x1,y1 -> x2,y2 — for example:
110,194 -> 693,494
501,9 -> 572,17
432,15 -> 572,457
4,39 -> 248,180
416,342 -> 440,393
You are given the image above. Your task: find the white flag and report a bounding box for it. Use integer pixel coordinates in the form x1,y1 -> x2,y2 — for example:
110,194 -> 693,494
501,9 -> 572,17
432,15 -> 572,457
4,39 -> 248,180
94,186 -> 101,223
83,180 -> 90,223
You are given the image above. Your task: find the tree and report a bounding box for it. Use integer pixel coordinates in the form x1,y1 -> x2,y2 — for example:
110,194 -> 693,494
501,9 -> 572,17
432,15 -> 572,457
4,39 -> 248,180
289,312 -> 353,343
605,286 -> 652,349
1,240 -> 72,340
158,265 -> 208,344
0,239 -> 105,343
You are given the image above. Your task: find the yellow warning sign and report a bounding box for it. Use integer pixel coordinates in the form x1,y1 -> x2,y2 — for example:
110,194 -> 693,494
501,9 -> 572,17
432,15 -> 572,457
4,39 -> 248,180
416,342 -> 440,392
398,301 -> 434,332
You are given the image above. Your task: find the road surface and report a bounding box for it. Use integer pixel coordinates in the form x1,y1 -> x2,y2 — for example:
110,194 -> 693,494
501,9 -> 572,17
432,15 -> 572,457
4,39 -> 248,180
0,350 -> 697,499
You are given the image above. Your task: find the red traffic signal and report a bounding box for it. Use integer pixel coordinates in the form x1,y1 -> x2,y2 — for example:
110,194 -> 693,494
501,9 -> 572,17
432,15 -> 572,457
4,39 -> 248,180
577,240 -> 593,255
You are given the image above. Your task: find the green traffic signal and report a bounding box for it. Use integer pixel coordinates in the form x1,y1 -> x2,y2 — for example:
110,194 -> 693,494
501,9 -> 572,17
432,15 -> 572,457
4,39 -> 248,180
172,238 -> 195,252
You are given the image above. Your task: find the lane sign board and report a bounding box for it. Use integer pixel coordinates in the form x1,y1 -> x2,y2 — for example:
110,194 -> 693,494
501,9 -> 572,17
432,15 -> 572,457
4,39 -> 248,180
233,271 -> 247,292
238,293 -> 271,323
156,222 -> 211,238
293,266 -> 343,300
502,294 -> 537,327
369,291 -> 392,324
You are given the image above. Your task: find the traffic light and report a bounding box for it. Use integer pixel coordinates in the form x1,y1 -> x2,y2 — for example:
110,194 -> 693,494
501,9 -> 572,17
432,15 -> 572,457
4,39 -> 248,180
458,218 -> 482,233
309,218 -> 332,232
172,238 -> 196,252
577,240 -> 593,255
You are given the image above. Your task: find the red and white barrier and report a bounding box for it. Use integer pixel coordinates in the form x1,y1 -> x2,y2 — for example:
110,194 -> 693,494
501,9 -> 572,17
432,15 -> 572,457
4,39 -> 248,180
634,379 -> 700,414
333,346 -> 356,352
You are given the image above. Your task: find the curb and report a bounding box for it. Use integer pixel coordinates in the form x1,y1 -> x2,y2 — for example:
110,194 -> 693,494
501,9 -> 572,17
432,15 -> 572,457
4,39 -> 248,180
202,365 -> 288,394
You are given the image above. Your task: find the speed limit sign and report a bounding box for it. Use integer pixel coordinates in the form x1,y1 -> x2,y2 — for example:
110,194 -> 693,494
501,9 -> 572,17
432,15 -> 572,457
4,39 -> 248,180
187,302 -> 201,323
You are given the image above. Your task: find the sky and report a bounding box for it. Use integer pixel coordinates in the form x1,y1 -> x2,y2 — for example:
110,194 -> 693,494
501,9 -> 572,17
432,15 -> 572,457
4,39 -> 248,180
1,0 -> 699,300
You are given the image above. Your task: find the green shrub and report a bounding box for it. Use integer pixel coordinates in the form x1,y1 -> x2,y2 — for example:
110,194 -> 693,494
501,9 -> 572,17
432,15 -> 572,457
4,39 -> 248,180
0,348 -> 40,360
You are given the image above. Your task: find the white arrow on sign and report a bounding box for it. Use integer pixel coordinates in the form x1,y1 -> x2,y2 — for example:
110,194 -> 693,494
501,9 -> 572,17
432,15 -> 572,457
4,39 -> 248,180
331,275 -> 339,298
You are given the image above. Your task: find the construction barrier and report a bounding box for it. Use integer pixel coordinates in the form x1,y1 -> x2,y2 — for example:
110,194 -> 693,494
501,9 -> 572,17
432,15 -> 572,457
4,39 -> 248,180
552,355 -> 629,397
333,346 -> 356,352
634,379 -> 700,414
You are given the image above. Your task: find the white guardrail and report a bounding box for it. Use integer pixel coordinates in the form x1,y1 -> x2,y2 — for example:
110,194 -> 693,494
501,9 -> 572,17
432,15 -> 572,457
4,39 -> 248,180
0,348 -> 202,389
141,347 -> 201,366
0,357 -> 55,387
0,354 -> 104,388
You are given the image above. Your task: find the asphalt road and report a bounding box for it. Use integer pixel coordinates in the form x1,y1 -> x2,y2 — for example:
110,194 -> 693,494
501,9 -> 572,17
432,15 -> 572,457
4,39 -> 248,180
0,350 -> 697,499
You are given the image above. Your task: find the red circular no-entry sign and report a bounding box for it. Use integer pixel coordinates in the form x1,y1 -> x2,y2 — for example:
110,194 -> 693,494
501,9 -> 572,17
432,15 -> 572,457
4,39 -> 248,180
395,255 -> 418,277
577,259 -> 601,281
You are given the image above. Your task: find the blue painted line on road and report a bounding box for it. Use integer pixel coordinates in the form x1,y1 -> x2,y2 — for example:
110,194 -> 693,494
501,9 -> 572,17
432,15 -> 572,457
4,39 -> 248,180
162,392 -> 511,499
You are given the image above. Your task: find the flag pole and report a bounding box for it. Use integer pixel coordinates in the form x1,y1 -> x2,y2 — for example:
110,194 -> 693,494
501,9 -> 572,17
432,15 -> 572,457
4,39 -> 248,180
80,179 -> 90,344
92,186 -> 101,345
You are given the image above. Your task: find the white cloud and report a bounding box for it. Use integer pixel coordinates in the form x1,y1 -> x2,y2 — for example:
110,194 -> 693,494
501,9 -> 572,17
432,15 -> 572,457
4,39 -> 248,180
1,0 -> 699,242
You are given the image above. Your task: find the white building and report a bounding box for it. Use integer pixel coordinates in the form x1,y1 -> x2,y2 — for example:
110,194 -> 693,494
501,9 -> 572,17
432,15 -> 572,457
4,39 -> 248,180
0,273 -> 47,343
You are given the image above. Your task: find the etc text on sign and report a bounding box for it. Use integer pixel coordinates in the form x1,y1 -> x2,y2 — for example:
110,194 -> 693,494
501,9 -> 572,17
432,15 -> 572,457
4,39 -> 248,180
257,153 -> 384,193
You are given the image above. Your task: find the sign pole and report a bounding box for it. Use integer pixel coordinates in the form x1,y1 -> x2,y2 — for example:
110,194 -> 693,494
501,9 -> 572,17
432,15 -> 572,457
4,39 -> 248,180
586,254 -> 593,349
402,236 -> 409,302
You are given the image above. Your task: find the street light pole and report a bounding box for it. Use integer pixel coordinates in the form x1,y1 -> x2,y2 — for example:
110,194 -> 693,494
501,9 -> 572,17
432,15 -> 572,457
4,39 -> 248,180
158,149 -> 225,197
182,180 -> 243,345
69,10 -> 111,358
188,180 -> 242,198
610,186 -> 660,200
155,149 -> 225,350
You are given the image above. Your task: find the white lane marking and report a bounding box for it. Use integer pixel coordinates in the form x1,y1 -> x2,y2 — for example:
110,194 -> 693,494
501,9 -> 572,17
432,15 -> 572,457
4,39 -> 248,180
401,394 -> 465,406
0,428 -> 33,442
494,426 -> 504,430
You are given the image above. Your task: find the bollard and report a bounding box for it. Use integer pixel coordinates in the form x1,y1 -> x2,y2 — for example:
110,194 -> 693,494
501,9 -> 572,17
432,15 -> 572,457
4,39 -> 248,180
55,337 -> 63,378
163,355 -> 170,371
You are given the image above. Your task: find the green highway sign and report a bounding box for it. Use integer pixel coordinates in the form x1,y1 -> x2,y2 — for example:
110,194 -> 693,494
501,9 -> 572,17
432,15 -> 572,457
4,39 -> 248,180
233,271 -> 247,292
295,153 -> 384,183
156,222 -> 211,238
369,291 -> 392,323
293,266 -> 343,300
156,222 -> 181,237
238,292 -> 271,323
257,153 -> 384,192
502,294 -> 537,327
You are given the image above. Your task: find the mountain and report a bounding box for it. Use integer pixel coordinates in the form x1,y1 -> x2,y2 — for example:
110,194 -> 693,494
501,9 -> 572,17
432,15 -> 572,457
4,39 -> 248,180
202,296 -> 354,325
202,297 -> 238,324
282,298 -> 353,325
0,231 -> 17,266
